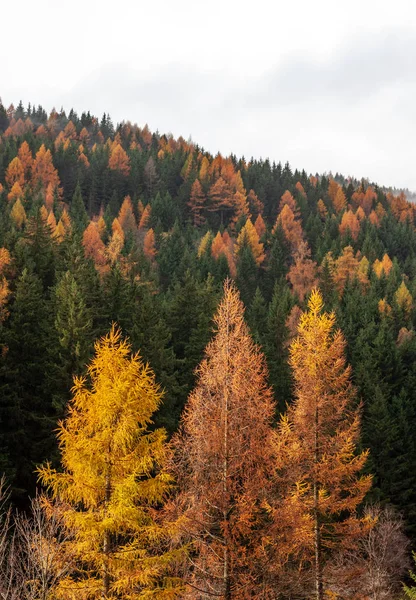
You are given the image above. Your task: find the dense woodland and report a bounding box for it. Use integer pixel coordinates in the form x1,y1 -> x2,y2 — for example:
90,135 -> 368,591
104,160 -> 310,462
0,99 -> 416,598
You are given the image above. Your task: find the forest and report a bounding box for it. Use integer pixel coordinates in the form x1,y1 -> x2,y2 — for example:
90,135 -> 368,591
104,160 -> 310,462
0,99 -> 416,598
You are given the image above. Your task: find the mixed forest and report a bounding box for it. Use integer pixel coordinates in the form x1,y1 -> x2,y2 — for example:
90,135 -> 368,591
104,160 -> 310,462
0,99 -> 416,598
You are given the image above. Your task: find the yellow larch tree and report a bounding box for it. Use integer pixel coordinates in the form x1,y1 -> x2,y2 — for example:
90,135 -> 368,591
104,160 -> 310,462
38,326 -> 183,599
235,218 -> 265,266
7,182 -> 23,203
10,198 -> 27,229
275,290 -> 372,600
394,281 -> 413,320
197,231 -> 212,258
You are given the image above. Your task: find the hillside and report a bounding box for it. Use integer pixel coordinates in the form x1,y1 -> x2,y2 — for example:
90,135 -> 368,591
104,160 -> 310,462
1,98 -> 416,543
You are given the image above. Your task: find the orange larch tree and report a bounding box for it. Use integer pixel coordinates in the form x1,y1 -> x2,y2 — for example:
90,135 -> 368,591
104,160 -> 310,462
188,179 -> 206,227
275,290 -> 372,600
108,143 -> 130,176
339,210 -> 360,241
273,204 -> 304,253
143,228 -> 156,261
5,157 -> 25,189
118,195 -> 137,234
287,241 -> 318,302
31,144 -> 60,191
172,281 -> 276,598
83,222 -> 107,272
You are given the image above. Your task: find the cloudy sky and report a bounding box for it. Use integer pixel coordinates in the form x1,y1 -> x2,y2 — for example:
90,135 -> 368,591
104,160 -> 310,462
2,0 -> 416,190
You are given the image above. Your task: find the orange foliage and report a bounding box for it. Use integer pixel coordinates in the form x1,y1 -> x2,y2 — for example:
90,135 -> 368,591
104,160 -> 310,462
118,195 -> 137,233
276,290 -> 372,592
18,141 -> 33,178
7,182 -> 23,203
172,281 -> 276,597
138,204 -> 151,229
378,298 -> 392,318
83,222 -> 107,271
32,144 -> 60,191
274,204 -> 304,252
247,189 -> 264,218
369,210 -> 380,227
295,181 -> 306,198
254,214 -> 266,238
188,179 -> 206,227
5,157 -> 25,188
45,182 -> 55,211
333,246 -> 368,294
317,199 -> 327,219
287,241 -> 318,302
339,210 -> 360,241
143,228 -> 156,261
333,186 -> 347,213
106,218 -> 125,264
279,190 -> 300,218
108,143 -> 130,176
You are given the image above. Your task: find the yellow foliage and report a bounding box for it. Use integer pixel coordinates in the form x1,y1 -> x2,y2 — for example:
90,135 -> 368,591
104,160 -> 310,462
394,281 -> 413,319
38,326 -> 183,598
10,198 -> 26,228
235,219 -> 265,265
197,231 -> 212,258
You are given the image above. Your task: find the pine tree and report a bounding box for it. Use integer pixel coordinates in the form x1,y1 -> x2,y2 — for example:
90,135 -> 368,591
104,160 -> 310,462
38,326 -> 183,598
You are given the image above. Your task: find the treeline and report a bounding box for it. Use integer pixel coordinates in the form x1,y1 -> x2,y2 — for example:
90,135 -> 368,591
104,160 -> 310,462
1,100 -> 416,556
0,285 -> 411,599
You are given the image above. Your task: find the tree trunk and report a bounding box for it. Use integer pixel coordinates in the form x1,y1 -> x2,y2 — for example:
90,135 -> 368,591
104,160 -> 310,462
102,468 -> 111,598
223,305 -> 231,600
314,404 -> 323,600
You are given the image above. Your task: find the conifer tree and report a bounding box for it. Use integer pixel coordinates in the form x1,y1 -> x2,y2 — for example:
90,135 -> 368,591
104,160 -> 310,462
173,280 -> 276,598
38,326 -> 182,599
276,290 -> 372,600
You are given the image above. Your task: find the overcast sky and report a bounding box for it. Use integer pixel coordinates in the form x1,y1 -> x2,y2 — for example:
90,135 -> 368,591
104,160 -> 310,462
2,0 -> 416,190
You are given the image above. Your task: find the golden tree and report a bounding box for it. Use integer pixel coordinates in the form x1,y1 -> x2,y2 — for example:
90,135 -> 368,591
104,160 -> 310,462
10,198 -> 27,228
5,156 -> 25,188
188,179 -> 206,227
118,195 -> 137,233
172,281 -> 276,599
32,144 -> 60,190
108,143 -> 130,176
235,219 -> 265,265
275,290 -> 372,600
38,326 -> 182,599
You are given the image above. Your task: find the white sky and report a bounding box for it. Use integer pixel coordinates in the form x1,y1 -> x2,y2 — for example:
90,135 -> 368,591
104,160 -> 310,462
2,0 -> 416,190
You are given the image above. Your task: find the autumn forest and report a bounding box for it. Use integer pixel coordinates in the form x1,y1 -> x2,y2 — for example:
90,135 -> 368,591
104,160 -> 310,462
0,100 -> 416,598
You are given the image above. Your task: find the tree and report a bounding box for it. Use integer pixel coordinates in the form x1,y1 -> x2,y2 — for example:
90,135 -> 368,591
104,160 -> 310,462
172,280 -> 276,598
118,195 -> 137,233
235,219 -> 265,266
69,182 -> 89,233
5,157 -> 25,188
32,144 -> 60,191
143,228 -> 156,261
188,179 -> 206,227
108,143 -> 130,176
275,290 -> 372,600
10,198 -> 27,229
38,326 -> 182,598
